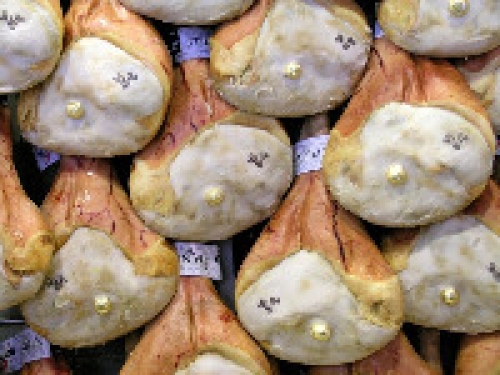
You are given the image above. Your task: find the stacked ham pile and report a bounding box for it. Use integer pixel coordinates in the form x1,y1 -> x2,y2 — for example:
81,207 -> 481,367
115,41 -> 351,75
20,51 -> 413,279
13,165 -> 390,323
0,0 -> 499,373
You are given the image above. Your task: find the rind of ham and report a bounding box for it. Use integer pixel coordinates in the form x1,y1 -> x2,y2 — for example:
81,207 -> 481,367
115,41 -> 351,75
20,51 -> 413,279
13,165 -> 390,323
18,0 -> 172,139
455,332 -> 500,375
309,332 -> 439,375
322,37 -> 495,228
120,277 -> 272,375
42,156 -> 178,277
209,0 -> 371,117
20,357 -> 71,375
0,107 -> 54,276
130,58 -> 292,241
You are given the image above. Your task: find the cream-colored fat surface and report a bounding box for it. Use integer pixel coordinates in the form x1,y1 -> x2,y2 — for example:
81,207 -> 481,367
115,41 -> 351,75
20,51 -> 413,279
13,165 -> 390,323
0,0 -> 61,93
0,242 -> 44,310
330,102 -> 492,226
21,227 -> 176,348
385,0 -> 500,57
120,0 -> 252,24
23,37 -> 163,157
175,353 -> 253,375
237,250 -> 397,365
139,124 -> 292,241
217,0 -> 370,116
400,216 -> 500,333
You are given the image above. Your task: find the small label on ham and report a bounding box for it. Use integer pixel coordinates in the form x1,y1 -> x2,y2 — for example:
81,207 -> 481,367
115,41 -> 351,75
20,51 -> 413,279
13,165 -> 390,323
174,27 -> 211,64
32,146 -> 60,171
0,328 -> 50,373
175,242 -> 221,280
293,135 -> 329,175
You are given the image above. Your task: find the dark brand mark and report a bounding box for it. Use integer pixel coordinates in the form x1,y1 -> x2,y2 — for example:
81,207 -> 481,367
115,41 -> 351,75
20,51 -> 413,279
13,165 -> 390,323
335,34 -> 356,50
248,152 -> 269,168
112,72 -> 138,89
0,10 -> 25,30
46,274 -> 67,291
257,297 -> 280,314
488,262 -> 500,282
443,132 -> 469,150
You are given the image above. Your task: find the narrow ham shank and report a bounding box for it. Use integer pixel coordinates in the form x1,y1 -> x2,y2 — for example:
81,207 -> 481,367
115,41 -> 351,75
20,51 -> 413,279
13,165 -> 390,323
0,107 -> 54,310
121,277 -> 272,375
130,59 -> 292,241
382,180 -> 500,333
18,0 -> 172,157
455,332 -> 500,375
378,0 -> 500,57
323,37 -> 495,227
458,46 -> 500,135
309,332 -> 439,375
235,115 -> 403,365
209,0 -> 372,117
0,0 -> 63,93
21,156 -> 179,348
21,357 -> 71,375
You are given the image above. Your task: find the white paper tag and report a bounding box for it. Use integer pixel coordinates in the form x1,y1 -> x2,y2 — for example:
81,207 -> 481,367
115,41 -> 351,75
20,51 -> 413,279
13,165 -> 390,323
496,135 -> 500,156
32,146 -> 60,171
0,328 -> 50,373
175,242 -> 222,280
176,27 -> 211,64
293,135 -> 329,175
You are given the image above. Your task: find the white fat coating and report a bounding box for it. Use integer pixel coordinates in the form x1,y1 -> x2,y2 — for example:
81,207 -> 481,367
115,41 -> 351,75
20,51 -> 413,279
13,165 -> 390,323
459,61 -> 500,135
23,37 -> 164,157
176,353 -> 253,375
217,0 -> 370,117
330,102 -> 492,227
139,124 -> 293,241
383,0 -> 500,57
21,227 -> 176,348
399,216 -> 500,333
0,242 -> 44,310
237,250 -> 397,365
120,0 -> 253,24
0,0 -> 61,93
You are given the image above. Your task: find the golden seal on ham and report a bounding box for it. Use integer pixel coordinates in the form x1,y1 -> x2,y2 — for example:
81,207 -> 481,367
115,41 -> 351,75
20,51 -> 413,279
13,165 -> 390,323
382,180 -> 500,333
323,37 -> 495,228
378,0 -> 500,57
0,107 -> 54,310
209,0 -> 371,117
130,58 -> 292,241
458,46 -> 500,135
119,0 -> 253,25
18,0 -> 172,157
455,332 -> 500,375
21,157 -> 179,348
120,277 -> 273,375
0,0 -> 63,93
235,116 -> 403,365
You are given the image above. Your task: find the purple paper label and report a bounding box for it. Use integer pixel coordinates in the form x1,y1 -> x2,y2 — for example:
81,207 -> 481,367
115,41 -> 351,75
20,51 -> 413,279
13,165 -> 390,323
175,27 -> 211,64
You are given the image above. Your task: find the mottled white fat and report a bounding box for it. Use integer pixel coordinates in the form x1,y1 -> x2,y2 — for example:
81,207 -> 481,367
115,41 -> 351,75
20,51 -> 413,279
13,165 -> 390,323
176,353 -> 253,375
0,0 -> 61,93
139,124 -> 292,241
217,0 -> 370,117
237,250 -> 397,365
0,242 -> 44,310
460,62 -> 500,135
384,0 -> 500,57
120,0 -> 253,24
399,216 -> 500,333
330,102 -> 492,227
21,227 -> 176,348
23,37 -> 164,157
